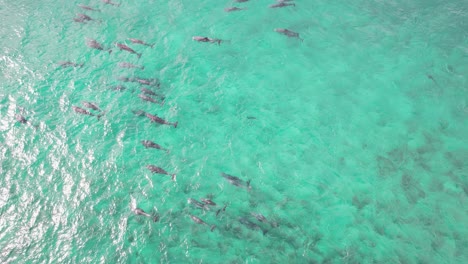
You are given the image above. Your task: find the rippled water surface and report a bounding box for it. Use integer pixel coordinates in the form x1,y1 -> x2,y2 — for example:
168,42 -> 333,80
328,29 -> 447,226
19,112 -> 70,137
1,0 -> 467,263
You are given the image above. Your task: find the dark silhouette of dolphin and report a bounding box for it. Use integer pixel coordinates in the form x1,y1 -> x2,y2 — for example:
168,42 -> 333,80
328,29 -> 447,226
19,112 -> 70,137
15,114 -> 38,129
102,0 -> 120,6
192,36 -> 223,45
78,4 -> 100,12
138,94 -> 164,105
216,204 -> 228,216
221,172 -> 251,190
145,113 -> 178,128
74,13 -> 94,23
146,165 -> 176,180
117,76 -> 159,86
133,208 -> 159,222
108,85 -> 127,92
116,43 -> 141,58
72,106 -> 103,119
239,217 -> 268,235
86,39 -> 112,53
129,38 -> 154,48
274,28 -> 303,41
58,61 -> 83,68
82,101 -> 102,112
251,212 -> 268,223
225,7 -> 247,12
134,77 -> 159,86
141,140 -> 169,153
269,2 -> 295,8
188,198 -> 210,210
140,88 -> 164,99
16,114 -> 28,124
201,198 -> 216,206
190,215 -> 216,231
118,62 -> 144,70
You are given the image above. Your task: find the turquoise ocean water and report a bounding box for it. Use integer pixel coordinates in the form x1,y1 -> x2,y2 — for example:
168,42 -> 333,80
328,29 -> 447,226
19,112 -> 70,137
1,0 -> 467,263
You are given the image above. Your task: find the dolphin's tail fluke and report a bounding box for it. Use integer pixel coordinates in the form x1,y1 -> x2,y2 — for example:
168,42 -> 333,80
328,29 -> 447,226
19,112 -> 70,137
140,66 -> 145,70
171,174 -> 177,181
173,122 -> 178,128
137,53 -> 142,58
210,225 -> 216,232
150,44 -> 155,48
108,49 -> 112,54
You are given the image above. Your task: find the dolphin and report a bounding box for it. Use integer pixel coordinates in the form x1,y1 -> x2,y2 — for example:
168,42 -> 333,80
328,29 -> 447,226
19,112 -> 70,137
221,172 -> 251,190
138,94 -> 164,105
251,212 -> 268,223
74,13 -> 94,23
102,0 -> 120,6
15,114 -> 28,124
134,77 -> 159,86
78,4 -> 100,12
274,28 -> 303,41
239,217 -> 268,235
129,38 -> 155,48
216,204 -> 228,216
145,113 -> 178,128
188,198 -> 210,211
201,198 -> 216,206
189,215 -> 216,231
15,114 -> 38,129
117,76 -> 159,86
426,74 -> 440,87
146,165 -> 176,180
269,2 -> 295,8
86,39 -> 112,53
224,7 -> 247,12
140,88 -> 164,98
192,36 -> 223,45
72,106 -> 102,119
118,62 -> 144,70
108,85 -> 127,92
141,140 -> 169,153
82,101 -> 102,112
133,208 -> 159,222
116,43 -> 141,58
58,61 -> 83,68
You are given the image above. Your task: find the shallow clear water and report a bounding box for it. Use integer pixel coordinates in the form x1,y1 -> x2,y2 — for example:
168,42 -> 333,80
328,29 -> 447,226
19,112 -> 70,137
0,0 -> 467,263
